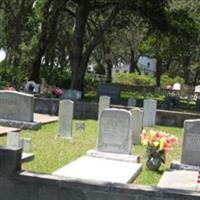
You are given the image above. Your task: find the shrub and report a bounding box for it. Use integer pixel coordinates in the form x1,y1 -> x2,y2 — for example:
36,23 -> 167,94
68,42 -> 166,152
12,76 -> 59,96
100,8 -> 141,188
114,73 -> 155,86
160,74 -> 184,87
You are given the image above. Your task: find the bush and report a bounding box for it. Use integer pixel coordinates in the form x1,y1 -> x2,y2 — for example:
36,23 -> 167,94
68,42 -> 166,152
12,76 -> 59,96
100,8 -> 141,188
114,73 -> 155,86
160,74 -> 184,87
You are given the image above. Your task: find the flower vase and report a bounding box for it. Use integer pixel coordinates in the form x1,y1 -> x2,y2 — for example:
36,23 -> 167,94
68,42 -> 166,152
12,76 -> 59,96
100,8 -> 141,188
146,153 -> 162,171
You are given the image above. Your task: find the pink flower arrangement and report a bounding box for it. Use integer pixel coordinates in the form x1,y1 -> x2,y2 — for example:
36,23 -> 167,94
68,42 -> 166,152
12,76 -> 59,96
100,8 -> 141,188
141,129 -> 177,164
4,86 -> 16,91
51,87 -> 63,98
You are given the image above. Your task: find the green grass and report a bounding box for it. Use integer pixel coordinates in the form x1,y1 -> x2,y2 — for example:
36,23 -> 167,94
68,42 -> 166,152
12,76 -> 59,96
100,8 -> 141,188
0,121 -> 183,185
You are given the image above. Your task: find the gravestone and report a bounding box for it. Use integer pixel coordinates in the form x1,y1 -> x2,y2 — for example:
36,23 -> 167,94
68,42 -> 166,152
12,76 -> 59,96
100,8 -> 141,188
7,132 -> 21,148
62,89 -> 82,101
181,119 -> 200,166
75,121 -> 85,131
0,91 -> 34,122
33,83 -> 40,94
173,83 -> 181,91
54,108 -> 142,184
195,85 -> 200,93
128,98 -> 136,107
97,84 -> 121,104
98,96 -> 110,120
58,100 -> 74,139
143,99 -> 157,127
22,138 -> 32,152
97,109 -> 133,154
131,108 -> 143,145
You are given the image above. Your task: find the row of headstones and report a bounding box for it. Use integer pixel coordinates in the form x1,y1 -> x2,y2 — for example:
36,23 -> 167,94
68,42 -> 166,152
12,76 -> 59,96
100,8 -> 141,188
58,97 -> 157,142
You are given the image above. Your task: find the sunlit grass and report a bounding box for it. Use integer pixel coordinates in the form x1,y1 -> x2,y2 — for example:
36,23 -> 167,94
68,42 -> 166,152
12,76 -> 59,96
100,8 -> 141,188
0,121 -> 182,185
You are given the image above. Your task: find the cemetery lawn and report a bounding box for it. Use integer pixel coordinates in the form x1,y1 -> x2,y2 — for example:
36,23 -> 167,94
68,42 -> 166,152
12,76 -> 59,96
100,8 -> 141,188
0,121 -> 182,186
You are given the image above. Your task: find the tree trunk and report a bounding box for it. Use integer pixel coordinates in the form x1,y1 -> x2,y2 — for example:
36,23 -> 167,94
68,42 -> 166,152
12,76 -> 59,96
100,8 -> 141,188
182,55 -> 191,85
156,58 -> 162,87
30,0 -> 67,83
129,48 -> 141,74
105,46 -> 112,83
70,0 -> 90,90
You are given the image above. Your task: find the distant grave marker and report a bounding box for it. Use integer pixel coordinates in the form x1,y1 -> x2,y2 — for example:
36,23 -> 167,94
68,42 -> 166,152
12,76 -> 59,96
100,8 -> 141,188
58,100 -> 74,139
97,84 -> 121,104
143,99 -> 157,127
173,83 -> 181,91
128,98 -> 137,107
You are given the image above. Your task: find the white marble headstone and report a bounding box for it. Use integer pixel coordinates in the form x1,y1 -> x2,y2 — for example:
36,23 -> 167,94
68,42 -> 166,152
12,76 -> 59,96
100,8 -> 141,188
143,99 -> 157,127
181,119 -> 200,166
58,100 -> 74,139
195,85 -> 200,93
98,96 -> 110,120
23,138 -> 32,152
7,132 -> 21,147
131,108 -> 143,145
97,109 -> 133,154
173,83 -> 181,91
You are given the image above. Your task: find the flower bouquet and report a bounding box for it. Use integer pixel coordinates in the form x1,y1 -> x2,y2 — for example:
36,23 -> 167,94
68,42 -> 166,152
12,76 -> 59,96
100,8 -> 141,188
51,87 -> 63,98
141,129 -> 177,171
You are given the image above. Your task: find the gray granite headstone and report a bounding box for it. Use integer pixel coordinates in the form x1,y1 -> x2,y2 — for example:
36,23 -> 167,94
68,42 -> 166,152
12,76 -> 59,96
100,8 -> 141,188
62,89 -> 82,101
0,91 -> 34,122
7,132 -> 21,147
97,108 -> 133,154
58,100 -> 74,139
98,96 -> 110,120
128,98 -> 136,107
181,119 -> 200,166
131,108 -> 143,145
143,99 -> 157,126
97,84 -> 121,104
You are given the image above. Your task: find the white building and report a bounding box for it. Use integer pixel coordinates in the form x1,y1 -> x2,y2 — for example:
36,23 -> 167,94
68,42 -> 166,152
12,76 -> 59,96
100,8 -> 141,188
137,56 -> 157,76
112,56 -> 157,77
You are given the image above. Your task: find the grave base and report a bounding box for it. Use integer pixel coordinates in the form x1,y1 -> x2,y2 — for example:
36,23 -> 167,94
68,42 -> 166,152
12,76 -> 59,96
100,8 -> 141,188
0,119 -> 41,130
53,156 -> 142,184
87,150 -> 140,163
171,160 -> 200,171
22,152 -> 34,163
158,170 -> 200,192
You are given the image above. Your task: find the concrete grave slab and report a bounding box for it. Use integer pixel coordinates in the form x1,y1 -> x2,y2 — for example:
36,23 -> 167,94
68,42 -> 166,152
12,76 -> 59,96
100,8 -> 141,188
53,156 -> 142,184
34,113 -> 58,124
158,170 -> 200,192
0,126 -> 20,136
